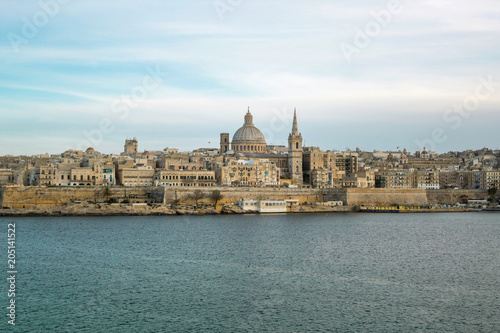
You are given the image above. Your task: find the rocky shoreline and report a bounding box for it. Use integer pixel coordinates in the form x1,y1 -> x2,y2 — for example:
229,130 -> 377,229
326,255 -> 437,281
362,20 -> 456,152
0,202 -> 495,217
0,203 -> 224,217
0,201 -> 358,217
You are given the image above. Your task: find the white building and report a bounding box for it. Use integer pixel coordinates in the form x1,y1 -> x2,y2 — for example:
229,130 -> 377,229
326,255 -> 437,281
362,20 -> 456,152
237,199 -> 287,213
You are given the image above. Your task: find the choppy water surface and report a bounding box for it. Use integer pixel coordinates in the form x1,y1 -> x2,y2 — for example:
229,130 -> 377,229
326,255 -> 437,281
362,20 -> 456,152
2,213 -> 499,332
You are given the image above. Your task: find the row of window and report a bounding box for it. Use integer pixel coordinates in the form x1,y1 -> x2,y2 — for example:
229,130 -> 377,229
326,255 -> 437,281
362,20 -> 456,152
160,183 -> 215,187
159,175 -> 214,180
124,182 -> 153,186
263,202 -> 286,206
59,175 -> 94,181
243,201 -> 286,206
168,166 -> 205,170
233,145 -> 265,152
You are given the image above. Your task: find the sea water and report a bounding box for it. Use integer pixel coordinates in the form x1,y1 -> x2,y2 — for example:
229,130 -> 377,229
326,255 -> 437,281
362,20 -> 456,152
1,213 -> 498,332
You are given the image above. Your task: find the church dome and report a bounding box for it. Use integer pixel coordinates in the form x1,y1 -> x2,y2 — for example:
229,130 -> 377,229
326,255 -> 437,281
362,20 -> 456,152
230,109 -> 267,154
231,110 -> 266,144
232,125 -> 266,143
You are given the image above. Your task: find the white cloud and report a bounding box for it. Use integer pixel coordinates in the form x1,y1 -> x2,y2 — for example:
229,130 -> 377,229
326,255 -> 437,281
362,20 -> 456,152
1,0 -> 499,154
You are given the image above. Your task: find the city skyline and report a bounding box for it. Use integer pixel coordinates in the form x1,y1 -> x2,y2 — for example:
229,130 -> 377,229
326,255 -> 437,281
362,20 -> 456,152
1,0 -> 499,155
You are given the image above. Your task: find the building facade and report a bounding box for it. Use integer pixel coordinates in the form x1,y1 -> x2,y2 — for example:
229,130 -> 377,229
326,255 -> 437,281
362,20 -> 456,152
218,159 -> 279,186
117,166 -> 155,187
154,170 -> 216,187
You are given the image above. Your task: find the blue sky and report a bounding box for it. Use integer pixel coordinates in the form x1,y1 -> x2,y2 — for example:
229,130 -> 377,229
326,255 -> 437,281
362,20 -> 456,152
1,0 -> 499,155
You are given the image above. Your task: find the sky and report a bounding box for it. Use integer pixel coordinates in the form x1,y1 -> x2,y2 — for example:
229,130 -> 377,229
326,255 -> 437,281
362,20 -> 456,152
1,0 -> 499,155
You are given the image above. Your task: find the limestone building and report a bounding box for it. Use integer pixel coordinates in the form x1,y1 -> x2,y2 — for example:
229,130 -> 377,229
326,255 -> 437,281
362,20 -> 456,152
302,147 -> 337,186
154,170 -> 216,187
117,166 -> 155,187
375,170 -> 412,189
481,171 -> 500,189
0,169 -> 14,185
217,159 -> 279,186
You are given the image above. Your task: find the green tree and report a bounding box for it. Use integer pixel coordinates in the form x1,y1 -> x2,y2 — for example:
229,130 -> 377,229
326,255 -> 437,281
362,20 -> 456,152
459,194 -> 468,204
190,190 -> 205,205
103,186 -> 112,203
210,190 -> 224,208
488,187 -> 498,203
488,187 -> 497,198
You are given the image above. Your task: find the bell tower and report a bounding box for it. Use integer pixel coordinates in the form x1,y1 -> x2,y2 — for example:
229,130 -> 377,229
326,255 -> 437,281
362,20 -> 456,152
124,138 -> 138,157
220,133 -> 229,154
288,109 -> 303,186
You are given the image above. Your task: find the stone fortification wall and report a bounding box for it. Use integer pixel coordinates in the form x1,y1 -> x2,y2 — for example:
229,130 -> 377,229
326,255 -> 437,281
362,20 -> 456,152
0,187 -> 164,209
344,189 -> 428,206
426,189 -> 488,204
0,186 -> 489,209
343,188 -> 488,206
163,187 -> 320,205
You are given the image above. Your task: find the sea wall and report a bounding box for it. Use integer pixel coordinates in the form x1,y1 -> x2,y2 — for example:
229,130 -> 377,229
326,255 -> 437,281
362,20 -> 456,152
426,189 -> 488,204
345,189 -> 428,206
0,187 -> 4,208
341,188 -> 488,206
0,186 -> 489,209
163,187 -> 320,206
0,186 -> 164,209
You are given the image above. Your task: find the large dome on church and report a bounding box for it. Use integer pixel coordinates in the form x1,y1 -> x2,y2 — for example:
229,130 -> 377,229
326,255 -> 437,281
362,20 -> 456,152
231,109 -> 267,153
232,110 -> 266,144
232,125 -> 266,143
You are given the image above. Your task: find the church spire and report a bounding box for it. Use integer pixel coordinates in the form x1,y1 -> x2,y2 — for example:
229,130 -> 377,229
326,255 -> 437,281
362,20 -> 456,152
291,108 -> 299,136
287,107 -> 303,186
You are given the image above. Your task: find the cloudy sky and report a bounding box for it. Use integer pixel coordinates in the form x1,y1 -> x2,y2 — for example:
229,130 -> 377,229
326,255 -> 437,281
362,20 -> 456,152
1,0 -> 499,155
